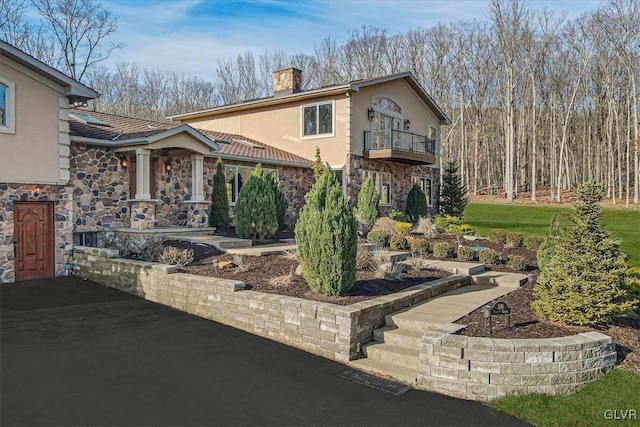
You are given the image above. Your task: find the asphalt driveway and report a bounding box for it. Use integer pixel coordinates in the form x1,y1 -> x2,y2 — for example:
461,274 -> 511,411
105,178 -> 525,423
0,277 -> 529,426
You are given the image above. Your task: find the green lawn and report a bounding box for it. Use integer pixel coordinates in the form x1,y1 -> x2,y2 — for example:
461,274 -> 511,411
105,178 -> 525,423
491,369 -> 640,427
465,203 -> 640,268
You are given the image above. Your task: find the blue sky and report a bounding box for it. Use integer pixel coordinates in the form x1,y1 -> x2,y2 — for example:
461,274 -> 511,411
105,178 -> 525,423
102,0 -> 602,79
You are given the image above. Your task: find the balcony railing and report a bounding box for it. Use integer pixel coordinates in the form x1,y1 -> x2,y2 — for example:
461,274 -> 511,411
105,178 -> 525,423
364,130 -> 435,157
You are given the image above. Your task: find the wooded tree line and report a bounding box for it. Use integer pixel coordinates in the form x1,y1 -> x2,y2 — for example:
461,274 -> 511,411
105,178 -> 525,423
2,0 -> 638,204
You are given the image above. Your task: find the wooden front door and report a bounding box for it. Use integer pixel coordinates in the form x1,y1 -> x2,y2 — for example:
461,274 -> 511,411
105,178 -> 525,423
14,202 -> 54,281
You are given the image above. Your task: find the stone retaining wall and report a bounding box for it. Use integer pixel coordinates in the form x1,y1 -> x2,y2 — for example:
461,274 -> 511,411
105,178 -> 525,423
73,246 -> 469,362
416,324 -> 617,402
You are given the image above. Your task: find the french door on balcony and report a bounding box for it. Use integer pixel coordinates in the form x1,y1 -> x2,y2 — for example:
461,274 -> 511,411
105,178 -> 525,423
371,113 -> 402,149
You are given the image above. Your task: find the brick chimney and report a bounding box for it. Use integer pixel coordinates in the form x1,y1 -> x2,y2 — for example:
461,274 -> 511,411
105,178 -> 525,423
273,67 -> 302,97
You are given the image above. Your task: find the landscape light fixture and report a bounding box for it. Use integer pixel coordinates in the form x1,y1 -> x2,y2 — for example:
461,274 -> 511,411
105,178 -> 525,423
119,156 -> 128,172
367,108 -> 374,121
404,119 -> 411,131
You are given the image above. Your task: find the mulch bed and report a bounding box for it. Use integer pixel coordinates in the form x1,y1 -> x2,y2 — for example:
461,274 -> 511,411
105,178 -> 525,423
182,252 -> 450,306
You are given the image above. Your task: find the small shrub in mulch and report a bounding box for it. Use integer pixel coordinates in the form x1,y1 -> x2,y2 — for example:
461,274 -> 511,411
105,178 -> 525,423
395,222 -> 413,235
507,255 -> 527,271
367,230 -> 389,247
525,235 -> 545,250
505,232 -> 524,248
488,229 -> 507,244
389,233 -> 408,250
410,238 -> 430,255
479,248 -> 499,265
433,242 -> 455,258
457,246 -> 476,261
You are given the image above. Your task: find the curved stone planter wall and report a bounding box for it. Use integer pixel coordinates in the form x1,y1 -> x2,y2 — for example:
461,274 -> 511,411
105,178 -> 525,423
73,246 -> 469,362
417,324 -> 617,402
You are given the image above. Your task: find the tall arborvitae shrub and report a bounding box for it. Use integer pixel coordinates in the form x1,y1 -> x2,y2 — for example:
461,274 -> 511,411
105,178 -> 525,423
208,158 -> 230,228
295,168 -> 357,296
357,176 -> 379,230
267,171 -> 288,230
310,147 -> 323,181
234,164 -> 278,240
531,182 -> 637,326
439,161 -> 467,218
406,184 -> 428,223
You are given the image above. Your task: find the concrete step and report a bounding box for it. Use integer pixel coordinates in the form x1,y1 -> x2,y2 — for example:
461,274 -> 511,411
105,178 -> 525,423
350,358 -> 418,385
373,326 -> 424,350
416,260 -> 485,275
472,271 -> 528,287
385,310 -> 442,333
372,250 -> 412,263
362,342 -> 420,369
225,244 -> 297,256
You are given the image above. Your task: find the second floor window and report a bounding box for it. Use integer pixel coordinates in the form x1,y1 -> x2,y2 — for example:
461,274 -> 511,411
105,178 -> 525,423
302,102 -> 333,137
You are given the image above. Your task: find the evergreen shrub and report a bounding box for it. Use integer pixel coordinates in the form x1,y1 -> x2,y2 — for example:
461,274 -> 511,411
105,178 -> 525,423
507,255 -> 527,271
357,176 -> 379,230
234,164 -> 278,239
389,209 -> 405,221
410,238 -> 430,255
208,158 -> 230,228
525,235 -> 545,250
457,246 -> 476,261
478,248 -> 499,265
435,215 -> 461,230
367,230 -> 389,247
295,168 -> 357,296
531,182 -> 637,325
390,233 -> 408,250
433,242 -> 455,258
505,232 -> 524,248
395,222 -> 413,235
488,229 -> 507,244
439,161 -> 467,218
267,171 -> 288,230
406,184 -> 428,223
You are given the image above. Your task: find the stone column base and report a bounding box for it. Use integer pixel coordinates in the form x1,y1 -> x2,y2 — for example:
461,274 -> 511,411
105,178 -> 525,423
186,202 -> 209,228
130,200 -> 157,230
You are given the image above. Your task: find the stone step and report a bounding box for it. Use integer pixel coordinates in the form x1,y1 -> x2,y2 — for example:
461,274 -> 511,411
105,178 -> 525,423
362,342 -> 420,369
373,326 -> 424,350
416,260 -> 485,275
225,244 -> 297,256
472,271 -> 529,287
385,310 -> 442,333
371,250 -> 412,263
349,358 -> 418,385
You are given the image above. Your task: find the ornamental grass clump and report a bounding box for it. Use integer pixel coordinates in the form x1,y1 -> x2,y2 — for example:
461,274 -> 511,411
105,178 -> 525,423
295,168 -> 357,296
531,182 -> 637,326
234,164 -> 278,240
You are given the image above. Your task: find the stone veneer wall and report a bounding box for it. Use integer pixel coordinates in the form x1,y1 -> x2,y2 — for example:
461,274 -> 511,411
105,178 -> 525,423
70,143 -> 129,231
73,246 -> 469,361
204,159 -> 313,228
0,183 -> 74,282
155,155 -> 191,227
416,324 -> 617,402
346,154 -> 439,215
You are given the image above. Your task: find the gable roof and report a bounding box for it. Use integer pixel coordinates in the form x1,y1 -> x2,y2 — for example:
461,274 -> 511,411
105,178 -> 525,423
0,40 -> 99,103
69,109 -> 310,167
169,71 -> 451,125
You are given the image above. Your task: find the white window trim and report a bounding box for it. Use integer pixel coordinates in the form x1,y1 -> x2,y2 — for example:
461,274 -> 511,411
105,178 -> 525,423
300,100 -> 335,140
412,176 -> 433,207
0,77 -> 16,134
225,165 -> 278,205
362,169 -> 392,206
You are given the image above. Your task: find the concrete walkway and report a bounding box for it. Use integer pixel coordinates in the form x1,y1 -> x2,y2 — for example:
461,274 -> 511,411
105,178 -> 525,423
1,277 -> 528,427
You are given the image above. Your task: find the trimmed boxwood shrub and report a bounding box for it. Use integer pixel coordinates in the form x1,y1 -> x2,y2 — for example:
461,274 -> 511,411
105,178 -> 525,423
395,222 -> 413,235
433,242 -> 455,258
488,229 -> 507,244
410,238 -> 430,255
390,233 -> 408,250
457,246 -> 476,261
295,168 -> 357,296
367,230 -> 389,247
478,248 -> 499,265
525,235 -> 545,250
507,255 -> 527,271
234,164 -> 278,240
505,232 -> 524,248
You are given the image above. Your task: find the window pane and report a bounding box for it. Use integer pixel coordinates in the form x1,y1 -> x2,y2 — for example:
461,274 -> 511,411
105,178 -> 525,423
425,179 -> 432,206
237,166 -> 253,198
318,103 -> 332,134
0,83 -> 6,126
303,105 -> 317,136
381,173 -> 391,204
225,166 -> 236,202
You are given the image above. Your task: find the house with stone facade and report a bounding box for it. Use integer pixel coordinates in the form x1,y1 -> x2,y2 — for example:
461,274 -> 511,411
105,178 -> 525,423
171,68 -> 451,215
0,40 -> 312,283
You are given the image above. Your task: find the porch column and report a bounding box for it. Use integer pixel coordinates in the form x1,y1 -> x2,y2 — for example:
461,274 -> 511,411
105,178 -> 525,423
135,148 -> 151,200
190,154 -> 205,202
